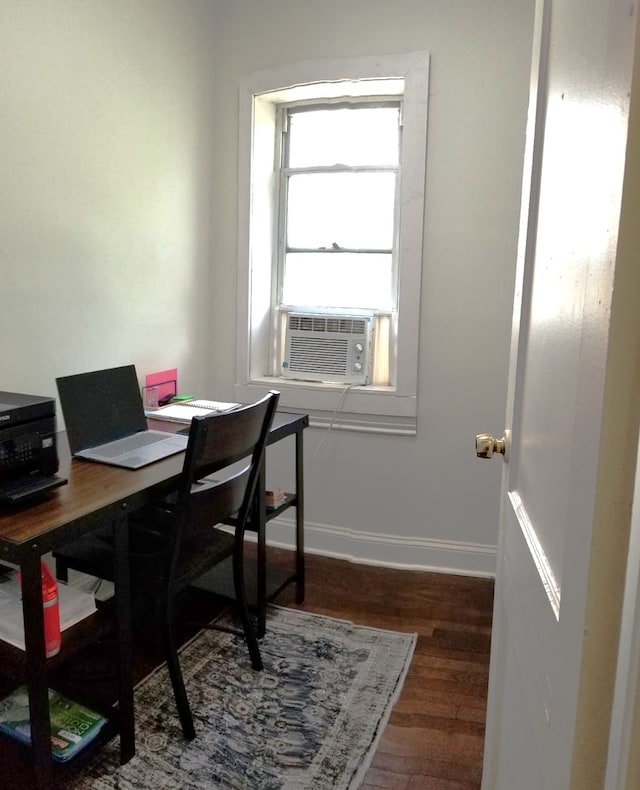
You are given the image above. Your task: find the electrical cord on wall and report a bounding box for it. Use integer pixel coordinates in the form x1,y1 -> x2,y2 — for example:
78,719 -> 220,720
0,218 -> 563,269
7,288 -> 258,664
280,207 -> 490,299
311,384 -> 354,460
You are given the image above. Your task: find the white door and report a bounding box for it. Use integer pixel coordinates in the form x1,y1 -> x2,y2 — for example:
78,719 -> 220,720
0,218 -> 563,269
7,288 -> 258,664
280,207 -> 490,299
480,1 -> 640,788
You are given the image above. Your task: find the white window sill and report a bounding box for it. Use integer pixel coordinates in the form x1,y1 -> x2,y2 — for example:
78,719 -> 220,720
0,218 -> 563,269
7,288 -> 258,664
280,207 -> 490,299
234,378 -> 417,435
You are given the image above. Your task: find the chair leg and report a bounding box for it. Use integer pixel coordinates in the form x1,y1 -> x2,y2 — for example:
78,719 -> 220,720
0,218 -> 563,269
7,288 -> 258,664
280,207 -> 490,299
256,511 -> 267,639
161,603 -> 196,740
233,541 -> 263,671
255,466 -> 267,639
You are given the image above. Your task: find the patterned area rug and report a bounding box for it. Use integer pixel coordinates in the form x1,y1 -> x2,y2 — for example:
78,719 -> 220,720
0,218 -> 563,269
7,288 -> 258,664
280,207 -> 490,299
73,606 -> 416,789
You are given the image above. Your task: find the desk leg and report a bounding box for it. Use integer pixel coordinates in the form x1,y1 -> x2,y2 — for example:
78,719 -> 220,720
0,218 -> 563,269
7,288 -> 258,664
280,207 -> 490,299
113,510 -> 135,763
22,553 -> 53,789
256,463 -> 267,639
295,428 -> 305,604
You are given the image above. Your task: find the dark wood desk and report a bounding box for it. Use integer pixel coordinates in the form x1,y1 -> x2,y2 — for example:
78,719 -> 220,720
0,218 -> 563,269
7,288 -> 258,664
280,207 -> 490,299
0,438 -> 183,787
0,409 -> 307,787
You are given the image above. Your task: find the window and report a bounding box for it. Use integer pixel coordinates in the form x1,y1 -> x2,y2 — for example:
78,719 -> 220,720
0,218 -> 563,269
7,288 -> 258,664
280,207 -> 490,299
278,101 -> 400,387
280,102 -> 399,314
235,53 -> 429,434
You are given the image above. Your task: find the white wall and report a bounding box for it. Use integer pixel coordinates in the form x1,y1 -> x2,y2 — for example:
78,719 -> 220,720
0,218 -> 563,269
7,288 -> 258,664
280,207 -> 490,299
1,0 -> 535,575
0,0 -> 217,397
206,0 -> 535,574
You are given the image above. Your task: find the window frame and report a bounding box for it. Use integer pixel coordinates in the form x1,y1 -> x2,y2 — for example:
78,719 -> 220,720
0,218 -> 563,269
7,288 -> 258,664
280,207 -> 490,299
235,53 -> 429,434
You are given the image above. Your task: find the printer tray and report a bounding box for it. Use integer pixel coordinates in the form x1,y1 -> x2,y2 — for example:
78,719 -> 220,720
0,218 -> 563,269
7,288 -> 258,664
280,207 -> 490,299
0,473 -> 67,504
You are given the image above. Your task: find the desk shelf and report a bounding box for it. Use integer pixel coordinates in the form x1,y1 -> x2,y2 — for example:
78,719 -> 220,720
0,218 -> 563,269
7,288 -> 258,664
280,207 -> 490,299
0,599 -> 115,679
207,485 -> 303,626
0,711 -> 120,783
193,549 -> 295,607
225,490 -> 298,528
0,598 -> 126,781
265,492 -> 298,520
0,530 -> 134,789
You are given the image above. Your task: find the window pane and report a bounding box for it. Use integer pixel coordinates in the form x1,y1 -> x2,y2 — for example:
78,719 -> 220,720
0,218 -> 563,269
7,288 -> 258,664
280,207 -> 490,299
283,252 -> 393,310
288,106 -> 400,168
287,172 -> 396,250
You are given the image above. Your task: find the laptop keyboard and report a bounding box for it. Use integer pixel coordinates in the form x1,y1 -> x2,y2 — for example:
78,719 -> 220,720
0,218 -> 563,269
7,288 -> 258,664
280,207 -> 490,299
97,432 -> 168,457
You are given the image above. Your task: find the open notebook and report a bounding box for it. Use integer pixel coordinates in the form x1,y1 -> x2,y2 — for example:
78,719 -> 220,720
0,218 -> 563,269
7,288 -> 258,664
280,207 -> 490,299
146,399 -> 240,424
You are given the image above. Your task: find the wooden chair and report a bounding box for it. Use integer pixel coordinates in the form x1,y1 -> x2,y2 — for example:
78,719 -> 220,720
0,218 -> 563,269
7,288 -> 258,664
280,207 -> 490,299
53,391 -> 280,740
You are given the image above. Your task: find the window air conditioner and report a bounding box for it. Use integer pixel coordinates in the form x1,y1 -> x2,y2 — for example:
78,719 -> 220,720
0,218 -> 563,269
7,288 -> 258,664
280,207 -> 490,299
282,311 -> 374,385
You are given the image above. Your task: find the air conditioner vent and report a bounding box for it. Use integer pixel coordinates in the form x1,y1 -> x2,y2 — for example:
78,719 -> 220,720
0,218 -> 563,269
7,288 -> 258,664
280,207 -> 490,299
282,311 -> 374,384
289,315 -> 369,335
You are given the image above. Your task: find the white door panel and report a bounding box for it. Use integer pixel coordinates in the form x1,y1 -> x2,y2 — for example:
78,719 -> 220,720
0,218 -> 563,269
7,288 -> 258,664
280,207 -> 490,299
517,358 -> 578,584
481,0 -> 640,787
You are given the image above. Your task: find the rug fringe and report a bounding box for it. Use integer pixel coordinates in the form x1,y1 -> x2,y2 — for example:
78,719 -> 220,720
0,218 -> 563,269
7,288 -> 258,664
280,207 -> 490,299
347,630 -> 417,788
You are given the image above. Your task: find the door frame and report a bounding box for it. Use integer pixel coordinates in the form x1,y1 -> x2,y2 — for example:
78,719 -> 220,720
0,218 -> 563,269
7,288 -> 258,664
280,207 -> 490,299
605,435 -> 640,788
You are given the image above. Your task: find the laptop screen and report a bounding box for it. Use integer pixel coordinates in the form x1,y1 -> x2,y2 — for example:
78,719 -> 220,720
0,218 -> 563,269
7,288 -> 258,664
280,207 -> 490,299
56,365 -> 148,455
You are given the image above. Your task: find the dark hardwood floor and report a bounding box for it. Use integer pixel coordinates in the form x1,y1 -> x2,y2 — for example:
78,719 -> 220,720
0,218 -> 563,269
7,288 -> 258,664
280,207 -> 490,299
0,548 -> 494,788
270,548 -> 495,790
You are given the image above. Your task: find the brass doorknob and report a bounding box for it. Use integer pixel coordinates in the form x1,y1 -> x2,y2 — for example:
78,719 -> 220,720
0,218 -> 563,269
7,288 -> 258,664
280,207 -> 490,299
476,433 -> 507,459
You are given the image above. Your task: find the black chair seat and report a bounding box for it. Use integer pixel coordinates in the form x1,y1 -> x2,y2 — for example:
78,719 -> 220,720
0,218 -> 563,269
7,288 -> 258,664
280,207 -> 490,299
55,522 -> 237,595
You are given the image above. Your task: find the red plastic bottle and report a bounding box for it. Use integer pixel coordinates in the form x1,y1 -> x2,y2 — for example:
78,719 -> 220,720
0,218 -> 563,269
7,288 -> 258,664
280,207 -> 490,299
41,561 -> 61,658
17,562 -> 61,657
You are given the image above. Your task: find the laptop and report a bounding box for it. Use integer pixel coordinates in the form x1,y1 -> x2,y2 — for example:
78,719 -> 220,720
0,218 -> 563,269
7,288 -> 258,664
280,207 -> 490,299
56,365 -> 189,469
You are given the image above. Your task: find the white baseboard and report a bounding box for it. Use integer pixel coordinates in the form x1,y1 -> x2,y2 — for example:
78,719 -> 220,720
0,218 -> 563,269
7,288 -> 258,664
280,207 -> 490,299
263,516 -> 497,578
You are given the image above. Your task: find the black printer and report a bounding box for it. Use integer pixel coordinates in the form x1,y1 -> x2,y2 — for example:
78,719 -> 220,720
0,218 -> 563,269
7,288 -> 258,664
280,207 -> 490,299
0,391 -> 66,503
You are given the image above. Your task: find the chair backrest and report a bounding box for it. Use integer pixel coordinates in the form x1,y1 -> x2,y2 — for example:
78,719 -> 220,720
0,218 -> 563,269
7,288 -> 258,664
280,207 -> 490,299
167,391 -> 280,587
